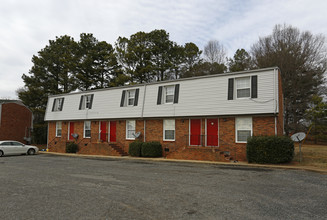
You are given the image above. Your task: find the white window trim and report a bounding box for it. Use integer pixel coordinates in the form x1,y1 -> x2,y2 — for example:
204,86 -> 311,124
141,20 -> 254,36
235,77 -> 251,99
84,121 -> 91,138
126,120 -> 136,140
55,121 -> 62,137
235,117 -> 253,143
163,119 -> 175,141
164,85 -> 175,104
53,98 -> 63,111
127,90 -> 136,107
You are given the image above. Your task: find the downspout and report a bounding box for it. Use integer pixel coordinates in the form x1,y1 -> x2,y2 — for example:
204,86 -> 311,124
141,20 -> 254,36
46,122 -> 49,150
141,84 -> 147,142
274,68 -> 277,135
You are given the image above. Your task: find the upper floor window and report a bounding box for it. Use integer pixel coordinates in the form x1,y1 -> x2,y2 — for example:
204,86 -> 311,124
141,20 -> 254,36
157,84 -> 180,105
79,94 -> 94,110
56,121 -> 62,137
52,98 -> 64,112
228,75 -> 257,100
236,77 -> 250,98
120,89 -> 139,107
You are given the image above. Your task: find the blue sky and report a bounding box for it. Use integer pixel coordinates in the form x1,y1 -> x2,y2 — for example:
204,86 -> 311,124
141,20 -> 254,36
1,0 -> 326,98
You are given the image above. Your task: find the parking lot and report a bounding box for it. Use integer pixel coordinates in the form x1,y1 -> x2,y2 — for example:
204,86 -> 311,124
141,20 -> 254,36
0,154 -> 326,220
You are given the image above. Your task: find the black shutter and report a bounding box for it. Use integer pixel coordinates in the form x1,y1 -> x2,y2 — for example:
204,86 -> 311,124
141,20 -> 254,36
60,98 -> 64,111
134,89 -> 139,106
89,94 -> 94,109
228,78 -> 234,100
173,84 -> 180,104
157,86 -> 163,105
52,99 -> 56,111
79,96 -> 83,110
120,90 -> 126,107
251,75 -> 258,98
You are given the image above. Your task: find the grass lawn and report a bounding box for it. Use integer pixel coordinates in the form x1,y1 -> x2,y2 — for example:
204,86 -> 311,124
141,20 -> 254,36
292,143 -> 327,170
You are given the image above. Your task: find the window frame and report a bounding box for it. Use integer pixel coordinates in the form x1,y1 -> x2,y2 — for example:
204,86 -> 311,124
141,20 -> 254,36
84,121 -> 91,138
127,90 -> 136,106
163,85 -> 174,104
235,77 -> 251,99
163,119 -> 175,141
56,121 -> 62,137
235,117 -> 252,143
53,98 -> 64,112
126,120 -> 136,140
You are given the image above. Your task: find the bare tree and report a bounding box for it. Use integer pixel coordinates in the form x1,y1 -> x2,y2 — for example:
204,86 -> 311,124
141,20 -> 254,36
252,24 -> 327,134
203,40 -> 227,64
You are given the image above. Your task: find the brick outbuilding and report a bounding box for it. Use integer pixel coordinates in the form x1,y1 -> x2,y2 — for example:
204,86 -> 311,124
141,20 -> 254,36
0,100 -> 33,143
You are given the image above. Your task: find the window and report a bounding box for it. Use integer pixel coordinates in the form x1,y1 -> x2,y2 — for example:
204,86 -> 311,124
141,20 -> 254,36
228,75 -> 257,100
127,90 -> 135,106
164,119 -> 175,141
84,121 -> 91,138
157,84 -> 180,105
56,121 -> 62,137
120,89 -> 139,107
236,77 -> 250,98
79,94 -> 94,110
126,120 -> 136,140
52,98 -> 64,112
235,117 -> 252,143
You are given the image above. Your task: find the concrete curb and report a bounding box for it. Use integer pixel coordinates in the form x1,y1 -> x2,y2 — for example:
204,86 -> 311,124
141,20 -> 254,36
39,151 -> 327,174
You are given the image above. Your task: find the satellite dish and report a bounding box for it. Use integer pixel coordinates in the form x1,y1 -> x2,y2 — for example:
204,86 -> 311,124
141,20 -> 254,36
291,132 -> 306,142
72,133 -> 79,139
133,132 -> 141,138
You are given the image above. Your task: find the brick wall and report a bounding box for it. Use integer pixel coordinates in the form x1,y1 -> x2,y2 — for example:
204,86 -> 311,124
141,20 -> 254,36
0,103 -> 32,143
48,115 -> 278,162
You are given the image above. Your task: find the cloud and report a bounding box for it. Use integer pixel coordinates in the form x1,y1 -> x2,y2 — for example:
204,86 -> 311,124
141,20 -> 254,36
0,0 -> 326,98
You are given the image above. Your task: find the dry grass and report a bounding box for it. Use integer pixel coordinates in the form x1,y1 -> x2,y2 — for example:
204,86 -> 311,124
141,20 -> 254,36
292,143 -> 327,169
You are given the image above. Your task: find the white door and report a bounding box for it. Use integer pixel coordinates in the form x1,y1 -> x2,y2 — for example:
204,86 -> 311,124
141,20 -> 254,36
11,142 -> 26,154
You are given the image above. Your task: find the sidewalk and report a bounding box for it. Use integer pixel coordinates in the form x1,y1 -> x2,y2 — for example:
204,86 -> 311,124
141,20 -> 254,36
39,151 -> 327,174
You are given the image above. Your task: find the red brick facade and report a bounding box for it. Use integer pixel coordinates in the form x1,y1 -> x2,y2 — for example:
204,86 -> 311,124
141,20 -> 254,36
0,102 -> 32,143
48,114 -> 282,162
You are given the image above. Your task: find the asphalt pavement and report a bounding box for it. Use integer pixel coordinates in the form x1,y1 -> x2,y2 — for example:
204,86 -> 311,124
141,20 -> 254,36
0,154 -> 326,219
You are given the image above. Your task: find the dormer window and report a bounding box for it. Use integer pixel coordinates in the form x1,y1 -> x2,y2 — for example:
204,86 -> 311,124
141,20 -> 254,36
52,98 -> 64,112
157,84 -> 180,105
120,89 -> 139,107
79,94 -> 94,110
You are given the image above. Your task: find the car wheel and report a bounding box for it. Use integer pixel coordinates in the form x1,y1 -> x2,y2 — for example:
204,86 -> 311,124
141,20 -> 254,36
0,150 -> 3,157
27,149 -> 35,155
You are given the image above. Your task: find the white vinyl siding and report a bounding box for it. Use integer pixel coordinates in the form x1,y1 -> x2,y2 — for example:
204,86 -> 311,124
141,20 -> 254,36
235,117 -> 252,143
126,120 -> 135,140
45,68 -> 279,121
84,121 -> 91,138
163,119 -> 175,141
236,77 -> 251,98
56,121 -> 62,137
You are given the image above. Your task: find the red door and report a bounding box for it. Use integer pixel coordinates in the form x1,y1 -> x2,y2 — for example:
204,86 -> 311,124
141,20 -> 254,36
69,122 -> 75,140
109,121 -> 116,142
190,119 -> 201,145
100,121 -> 107,142
207,119 -> 218,146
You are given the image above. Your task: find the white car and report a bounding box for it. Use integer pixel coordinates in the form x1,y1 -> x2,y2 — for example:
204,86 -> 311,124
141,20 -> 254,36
0,141 -> 39,157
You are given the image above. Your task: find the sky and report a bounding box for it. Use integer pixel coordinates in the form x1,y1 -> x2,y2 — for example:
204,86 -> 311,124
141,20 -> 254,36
1,0 -> 327,99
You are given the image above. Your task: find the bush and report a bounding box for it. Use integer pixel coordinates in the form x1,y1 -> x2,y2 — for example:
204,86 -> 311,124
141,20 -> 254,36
141,141 -> 162,157
247,136 -> 294,164
129,141 -> 143,157
66,142 -> 79,153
